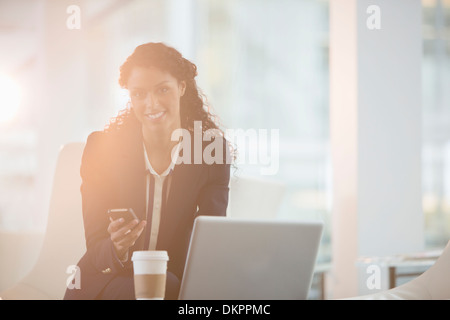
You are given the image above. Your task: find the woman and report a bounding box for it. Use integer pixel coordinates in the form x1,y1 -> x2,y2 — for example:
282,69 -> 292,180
64,42 -> 231,300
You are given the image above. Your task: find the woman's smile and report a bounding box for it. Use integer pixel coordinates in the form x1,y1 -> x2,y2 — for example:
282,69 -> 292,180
145,110 -> 166,121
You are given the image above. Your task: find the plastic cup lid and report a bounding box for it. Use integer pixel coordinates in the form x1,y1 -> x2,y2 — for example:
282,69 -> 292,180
131,250 -> 169,261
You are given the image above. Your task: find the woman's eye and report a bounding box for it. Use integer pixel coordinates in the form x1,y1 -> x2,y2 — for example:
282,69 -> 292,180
158,87 -> 169,94
131,90 -> 144,98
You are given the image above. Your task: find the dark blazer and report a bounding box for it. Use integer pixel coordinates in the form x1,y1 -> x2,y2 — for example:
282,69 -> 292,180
64,127 -> 230,300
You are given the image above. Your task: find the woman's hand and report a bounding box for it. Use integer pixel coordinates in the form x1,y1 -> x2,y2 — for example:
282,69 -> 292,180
107,218 -> 147,260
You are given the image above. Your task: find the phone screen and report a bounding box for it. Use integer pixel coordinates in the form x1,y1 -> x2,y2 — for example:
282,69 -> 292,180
108,208 -> 139,224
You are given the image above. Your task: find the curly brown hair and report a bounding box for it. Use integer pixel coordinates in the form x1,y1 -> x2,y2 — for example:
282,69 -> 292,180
105,42 -> 222,135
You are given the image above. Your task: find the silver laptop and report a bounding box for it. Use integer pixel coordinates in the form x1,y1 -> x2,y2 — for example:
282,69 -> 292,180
178,216 -> 323,300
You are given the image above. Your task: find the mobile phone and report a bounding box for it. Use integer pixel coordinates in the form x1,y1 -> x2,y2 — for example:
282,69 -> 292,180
107,208 -> 139,224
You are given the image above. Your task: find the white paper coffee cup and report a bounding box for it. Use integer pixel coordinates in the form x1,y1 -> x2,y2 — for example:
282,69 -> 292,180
132,250 -> 169,300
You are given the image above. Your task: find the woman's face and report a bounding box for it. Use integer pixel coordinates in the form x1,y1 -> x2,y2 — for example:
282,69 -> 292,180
127,66 -> 186,136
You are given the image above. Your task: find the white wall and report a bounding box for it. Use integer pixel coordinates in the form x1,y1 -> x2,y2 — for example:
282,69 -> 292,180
329,0 -> 424,298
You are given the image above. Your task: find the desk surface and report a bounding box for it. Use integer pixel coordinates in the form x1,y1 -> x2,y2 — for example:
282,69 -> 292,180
356,248 -> 443,267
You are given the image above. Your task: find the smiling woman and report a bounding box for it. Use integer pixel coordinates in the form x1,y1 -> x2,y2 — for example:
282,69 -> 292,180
0,73 -> 21,124
64,42 -> 233,300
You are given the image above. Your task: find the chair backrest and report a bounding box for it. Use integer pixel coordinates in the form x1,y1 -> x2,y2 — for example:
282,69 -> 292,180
227,175 -> 285,219
418,240 -> 450,299
18,142 -> 86,299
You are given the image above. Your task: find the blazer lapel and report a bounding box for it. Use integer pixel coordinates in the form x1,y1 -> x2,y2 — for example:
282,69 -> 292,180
117,134 -> 147,221
157,162 -> 203,250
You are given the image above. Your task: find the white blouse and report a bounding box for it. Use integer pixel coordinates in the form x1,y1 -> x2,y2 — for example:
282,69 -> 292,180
118,142 -> 181,263
143,142 -> 181,250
